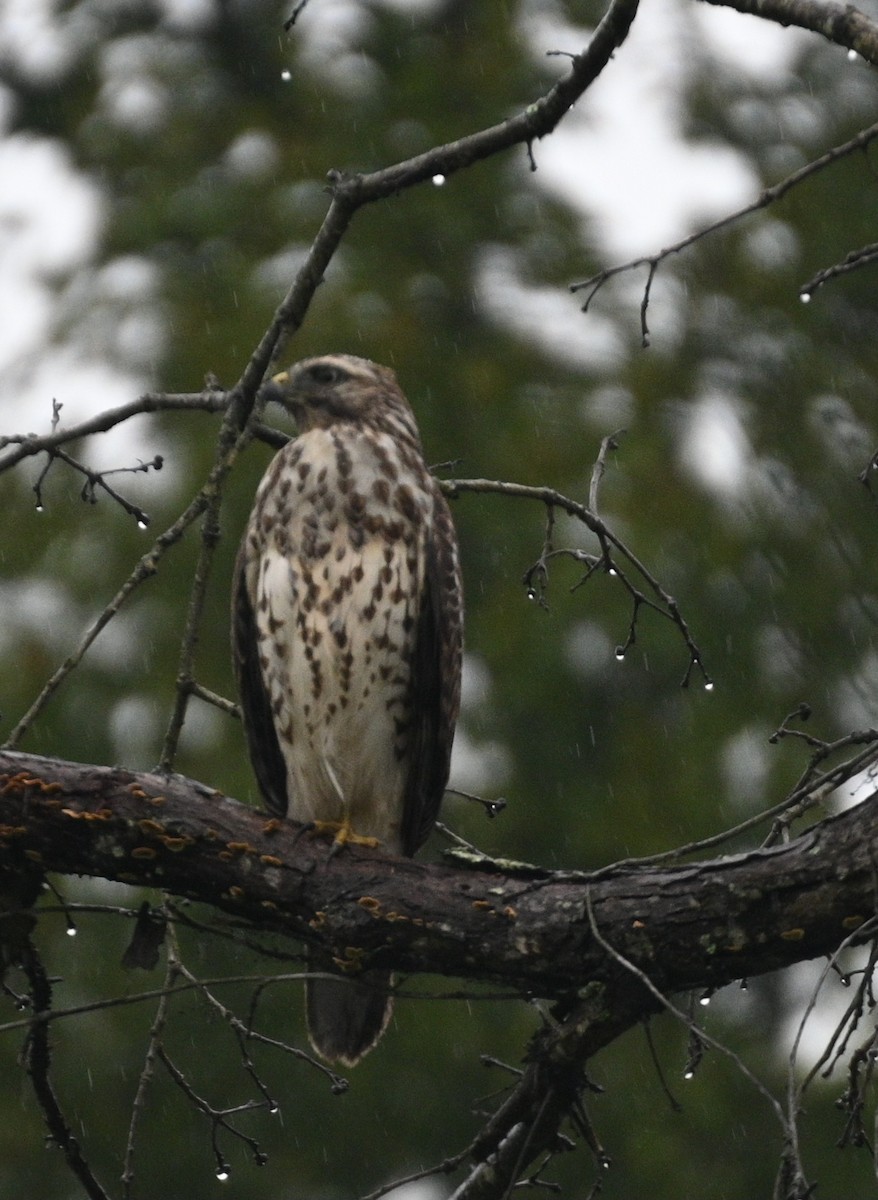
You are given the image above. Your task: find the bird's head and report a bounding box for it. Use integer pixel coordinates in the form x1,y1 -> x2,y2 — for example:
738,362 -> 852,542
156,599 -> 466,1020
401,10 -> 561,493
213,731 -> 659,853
267,355 -> 418,441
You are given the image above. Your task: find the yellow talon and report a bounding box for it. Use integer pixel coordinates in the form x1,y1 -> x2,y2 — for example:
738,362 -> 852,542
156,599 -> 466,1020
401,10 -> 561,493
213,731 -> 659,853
309,817 -> 381,851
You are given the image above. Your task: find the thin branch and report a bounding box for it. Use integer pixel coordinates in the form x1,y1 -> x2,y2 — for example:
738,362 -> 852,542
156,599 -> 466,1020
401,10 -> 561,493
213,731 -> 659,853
173,960 -> 349,1094
444,477 -> 711,688
3,486 -> 210,749
122,938 -> 177,1198
189,683 -> 240,718
799,241 -> 878,299
0,973 -> 315,1038
445,787 -> 508,819
588,430 -> 625,515
587,736 -> 878,878
698,0 -> 878,66
20,937 -> 112,1200
781,921 -> 878,1195
0,391 -> 226,475
583,888 -> 792,1133
156,1044 -> 270,1179
522,502 -> 556,609
799,931 -> 878,1092
34,443 -> 163,526
571,118 -> 878,342
238,0 -> 642,387
159,380 -> 269,769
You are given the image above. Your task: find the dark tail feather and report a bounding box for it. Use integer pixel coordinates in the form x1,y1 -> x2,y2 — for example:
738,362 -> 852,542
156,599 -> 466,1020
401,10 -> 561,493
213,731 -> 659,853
306,965 -> 393,1067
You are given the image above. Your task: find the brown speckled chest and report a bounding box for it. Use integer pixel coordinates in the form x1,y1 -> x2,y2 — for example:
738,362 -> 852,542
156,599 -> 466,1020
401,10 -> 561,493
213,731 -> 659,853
240,421 -> 439,851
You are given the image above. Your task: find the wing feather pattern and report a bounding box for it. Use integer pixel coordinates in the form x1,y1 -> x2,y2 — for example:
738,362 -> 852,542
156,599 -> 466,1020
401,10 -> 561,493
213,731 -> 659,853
400,484 -> 463,855
231,545 -> 289,817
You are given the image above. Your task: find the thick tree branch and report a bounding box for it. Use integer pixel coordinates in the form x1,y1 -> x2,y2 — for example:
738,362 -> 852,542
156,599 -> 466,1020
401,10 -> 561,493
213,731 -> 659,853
0,750 -> 873,1025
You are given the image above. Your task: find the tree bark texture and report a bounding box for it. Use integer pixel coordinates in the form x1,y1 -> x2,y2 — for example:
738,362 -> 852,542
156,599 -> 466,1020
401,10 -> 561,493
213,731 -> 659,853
0,750 -> 873,1018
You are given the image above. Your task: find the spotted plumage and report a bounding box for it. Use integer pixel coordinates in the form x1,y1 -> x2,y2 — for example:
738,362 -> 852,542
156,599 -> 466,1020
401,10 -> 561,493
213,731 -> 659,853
232,354 -> 463,1065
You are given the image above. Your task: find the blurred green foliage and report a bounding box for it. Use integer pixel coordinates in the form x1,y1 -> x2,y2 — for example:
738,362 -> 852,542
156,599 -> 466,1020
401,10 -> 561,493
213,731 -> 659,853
1,1 -> 878,1196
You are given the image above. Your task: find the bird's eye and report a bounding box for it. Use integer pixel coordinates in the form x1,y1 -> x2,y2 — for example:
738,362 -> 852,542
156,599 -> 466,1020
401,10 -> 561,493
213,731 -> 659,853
308,363 -> 345,386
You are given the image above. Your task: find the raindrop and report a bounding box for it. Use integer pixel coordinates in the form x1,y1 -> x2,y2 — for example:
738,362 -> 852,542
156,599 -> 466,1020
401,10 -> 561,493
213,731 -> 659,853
66,926 -> 77,937
432,174 -> 446,187
683,1069 -> 694,1080
137,519 -> 149,530
215,1167 -> 230,1182
800,292 -> 811,305
281,70 -> 292,81
847,47 -> 858,61
704,680 -> 714,693
607,567 -> 617,576
35,504 -> 44,514
614,647 -> 625,661
269,1104 -> 279,1115
840,974 -> 851,988
699,991 -> 711,1006
526,588 -> 537,601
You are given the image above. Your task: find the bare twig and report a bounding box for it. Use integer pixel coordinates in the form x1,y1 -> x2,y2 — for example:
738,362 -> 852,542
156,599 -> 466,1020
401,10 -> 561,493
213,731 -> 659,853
522,502 -> 556,609
445,787 -> 508,818
583,889 -> 794,1140
571,119 -> 878,343
20,938 -> 112,1200
0,390 -> 226,475
445,477 -> 711,689
173,960 -> 348,1094
782,920 -> 878,1190
234,0 -> 642,408
4,485 -> 213,749
122,930 -> 177,1198
156,1043 -> 271,1179
33,443 -> 163,526
588,430 -> 625,515
799,241 -> 878,299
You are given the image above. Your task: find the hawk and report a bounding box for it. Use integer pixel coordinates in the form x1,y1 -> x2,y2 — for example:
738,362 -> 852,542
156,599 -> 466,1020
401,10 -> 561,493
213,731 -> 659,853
232,354 -> 463,1066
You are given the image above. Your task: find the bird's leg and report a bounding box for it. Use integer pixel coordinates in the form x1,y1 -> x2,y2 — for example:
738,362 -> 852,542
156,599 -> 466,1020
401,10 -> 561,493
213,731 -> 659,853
309,755 -> 381,851
331,816 -> 381,852
307,817 -> 382,853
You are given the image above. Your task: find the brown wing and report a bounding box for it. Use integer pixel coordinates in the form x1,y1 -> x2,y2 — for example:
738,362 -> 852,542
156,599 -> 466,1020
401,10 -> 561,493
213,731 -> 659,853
231,541 -> 289,817
400,485 -> 463,856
